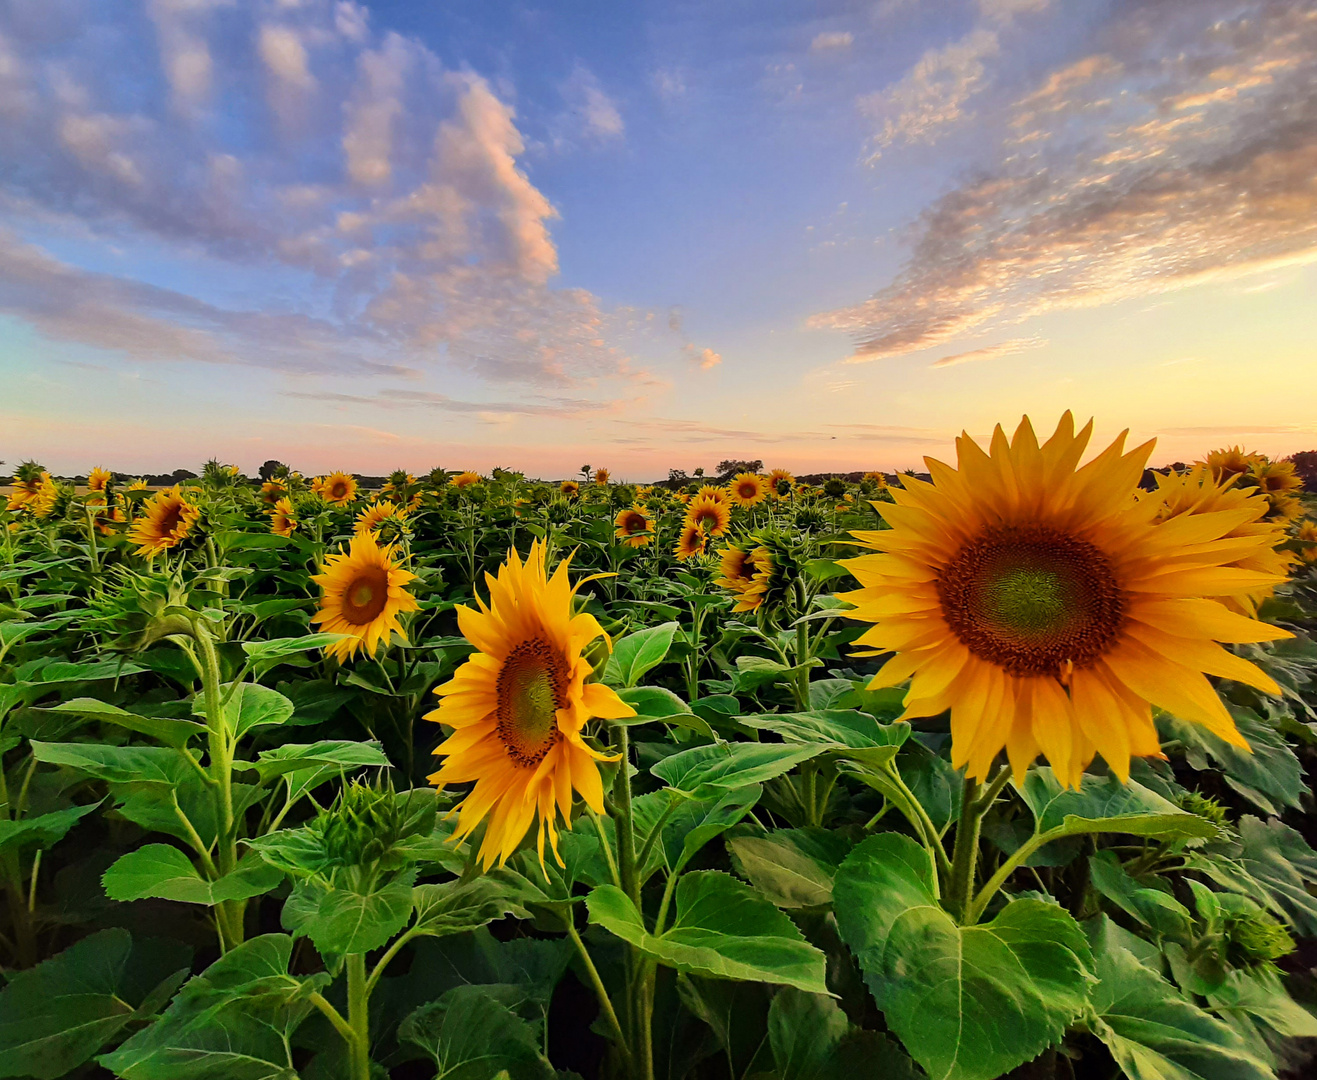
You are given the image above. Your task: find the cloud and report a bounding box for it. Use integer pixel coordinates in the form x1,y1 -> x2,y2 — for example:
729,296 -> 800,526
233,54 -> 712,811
282,386 -> 627,419
652,69 -> 686,100
683,344 -> 722,370
857,28 -> 1000,157
0,0 -> 635,393
815,1 -> 1317,360
811,31 -> 854,53
557,65 -> 624,144
927,336 -> 1045,368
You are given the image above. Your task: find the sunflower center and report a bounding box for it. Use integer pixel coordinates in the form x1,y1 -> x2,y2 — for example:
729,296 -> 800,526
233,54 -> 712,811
496,638 -> 567,768
936,524 -> 1125,677
341,567 -> 390,625
158,502 -> 184,538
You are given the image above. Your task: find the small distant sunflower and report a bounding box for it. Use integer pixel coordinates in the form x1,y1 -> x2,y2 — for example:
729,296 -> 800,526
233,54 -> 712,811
1203,446 -> 1263,484
863,471 -> 888,487
697,485 -> 727,504
129,486 -> 201,557
260,481 -> 286,506
311,532 -> 419,662
840,413 -> 1293,788
450,471 -> 481,489
320,471 -> 358,506
1297,520 -> 1317,563
685,493 -> 731,537
614,505 -> 653,547
355,499 -> 407,537
727,473 -> 767,508
675,524 -> 707,560
1247,459 -> 1302,498
594,468 -> 611,485
127,478 -> 149,492
767,468 -> 795,499
426,540 -> 634,868
87,467 -> 113,494
30,474 -> 60,518
560,481 -> 580,498
675,490 -> 692,505
92,501 -> 125,536
715,545 -> 773,612
270,497 -> 298,537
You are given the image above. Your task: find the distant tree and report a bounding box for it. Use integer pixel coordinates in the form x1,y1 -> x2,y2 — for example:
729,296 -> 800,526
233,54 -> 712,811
715,459 -> 763,479
258,460 -> 288,481
666,468 -> 689,488
1287,450 -> 1317,490
170,469 -> 198,482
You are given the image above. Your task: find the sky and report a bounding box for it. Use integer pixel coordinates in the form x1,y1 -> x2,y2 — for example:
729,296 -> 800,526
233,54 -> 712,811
1,0 -> 1315,481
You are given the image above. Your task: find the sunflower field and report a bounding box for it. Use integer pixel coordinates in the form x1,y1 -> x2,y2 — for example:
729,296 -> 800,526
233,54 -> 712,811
2,418 -> 1317,1080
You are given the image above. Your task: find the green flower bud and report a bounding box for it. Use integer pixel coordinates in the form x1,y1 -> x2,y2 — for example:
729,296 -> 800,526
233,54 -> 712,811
1228,911 -> 1294,966
1177,791 -> 1229,829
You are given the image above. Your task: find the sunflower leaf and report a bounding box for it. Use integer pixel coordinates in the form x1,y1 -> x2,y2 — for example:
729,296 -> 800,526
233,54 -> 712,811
33,698 -> 205,748
613,685 -> 716,738
283,869 -> 416,956
586,872 -> 829,993
604,621 -> 680,688
238,738 -> 390,782
738,709 -> 910,771
726,827 -> 853,909
651,742 -> 825,798
833,833 -> 1094,1080
1018,768 -> 1219,842
103,845 -> 284,906
240,633 -> 352,662
398,985 -> 555,1080
193,683 -> 294,739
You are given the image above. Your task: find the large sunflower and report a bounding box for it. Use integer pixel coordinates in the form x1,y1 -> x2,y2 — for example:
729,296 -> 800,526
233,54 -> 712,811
319,471 -> 358,506
129,487 -> 201,556
1203,446 -> 1263,484
838,414 -> 1293,788
614,505 -> 653,547
684,494 -> 731,537
425,541 -> 634,868
727,473 -> 767,508
311,532 -> 418,662
450,471 -> 481,489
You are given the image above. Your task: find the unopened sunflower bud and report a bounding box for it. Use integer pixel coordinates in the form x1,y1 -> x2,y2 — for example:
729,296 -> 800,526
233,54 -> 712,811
320,780 -> 402,867
1177,791 -> 1229,829
1228,911 -> 1295,966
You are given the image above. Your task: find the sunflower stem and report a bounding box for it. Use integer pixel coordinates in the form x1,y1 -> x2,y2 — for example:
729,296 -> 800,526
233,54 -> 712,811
611,724 -> 640,909
948,777 -> 983,923
566,918 -> 632,1069
345,952 -> 372,1080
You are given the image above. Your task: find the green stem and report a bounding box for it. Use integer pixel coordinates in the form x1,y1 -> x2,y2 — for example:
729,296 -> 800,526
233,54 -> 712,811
611,725 -> 639,908
583,804 -> 621,889
566,918 -> 631,1068
881,763 -> 952,892
346,952 -> 371,1080
634,795 -> 681,884
309,991 -> 358,1054
947,778 -> 981,922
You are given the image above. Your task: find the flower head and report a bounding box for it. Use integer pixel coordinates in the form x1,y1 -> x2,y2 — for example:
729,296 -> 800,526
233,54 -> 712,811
129,487 -> 201,556
311,532 -> 419,662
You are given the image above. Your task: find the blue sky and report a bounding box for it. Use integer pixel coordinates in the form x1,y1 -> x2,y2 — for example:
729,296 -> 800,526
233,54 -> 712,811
1,0 -> 1315,479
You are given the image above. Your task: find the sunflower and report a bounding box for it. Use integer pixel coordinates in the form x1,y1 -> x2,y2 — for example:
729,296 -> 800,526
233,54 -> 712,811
675,490 -> 692,505
727,473 -> 767,508
260,481 -> 286,506
320,471 -> 358,506
838,413 -> 1293,789
425,540 -> 634,868
560,481 -> 580,498
355,499 -> 407,537
87,467 -> 113,495
450,471 -> 481,489
92,500 -> 125,536
129,487 -> 201,556
1297,521 -> 1317,563
6,470 -> 49,513
614,505 -> 653,547
311,532 -> 418,662
270,497 -> 298,537
696,485 -> 727,504
127,478 -> 149,492
594,468 -> 611,485
767,468 -> 795,499
1203,446 -> 1263,484
684,493 -> 731,537
675,524 -> 707,560
1145,465 -> 1295,614
715,545 -> 772,612
1248,459 -> 1302,497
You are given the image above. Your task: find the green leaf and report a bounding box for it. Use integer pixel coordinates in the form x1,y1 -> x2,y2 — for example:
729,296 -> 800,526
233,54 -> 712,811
766,988 -> 919,1080
731,655 -> 820,694
1086,920 -> 1274,1080
726,827 -> 852,909
239,739 -> 390,782
100,934 -> 328,1080
193,683 -> 294,740
1089,850 -> 1194,939
833,833 -> 1094,1080
103,845 -> 283,906
1236,815 -> 1317,935
613,685 -> 716,737
632,785 -> 763,882
30,742 -> 182,787
738,710 -> 910,771
398,985 -> 554,1079
35,698 -> 205,748
0,801 -> 100,856
283,869 -> 416,956
410,877 -> 536,939
246,826 -> 332,878
1019,768 -> 1219,841
802,558 -> 851,583
240,633 -> 349,662
0,929 -> 190,1080
1162,708 -> 1305,816
587,872 -> 828,993
651,742 -> 824,798
603,621 -> 680,687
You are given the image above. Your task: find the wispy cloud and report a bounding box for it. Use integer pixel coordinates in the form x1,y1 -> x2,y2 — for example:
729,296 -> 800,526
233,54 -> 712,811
811,31 -> 854,53
928,336 -> 1045,368
0,2 -> 636,390
555,65 -> 625,145
816,1 -> 1317,360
